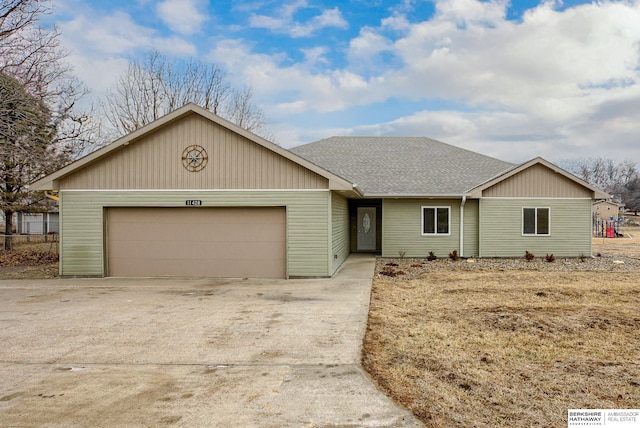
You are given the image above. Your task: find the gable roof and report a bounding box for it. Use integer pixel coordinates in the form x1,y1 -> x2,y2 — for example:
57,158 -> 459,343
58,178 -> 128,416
467,157 -> 611,199
593,199 -> 623,206
30,103 -> 360,195
290,136 -> 515,196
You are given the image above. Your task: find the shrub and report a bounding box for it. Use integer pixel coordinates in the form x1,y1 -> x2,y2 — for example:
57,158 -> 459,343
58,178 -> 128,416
448,250 -> 460,261
524,251 -> 535,261
427,251 -> 437,261
545,253 -> 555,263
398,250 -> 407,259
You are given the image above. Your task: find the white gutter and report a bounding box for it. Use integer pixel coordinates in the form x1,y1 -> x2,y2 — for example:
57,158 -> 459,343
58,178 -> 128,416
460,196 -> 466,258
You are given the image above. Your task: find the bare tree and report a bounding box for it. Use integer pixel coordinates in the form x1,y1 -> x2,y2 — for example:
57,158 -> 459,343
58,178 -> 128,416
0,0 -> 99,249
1,1 -> 66,95
0,0 -> 46,47
562,157 -> 640,210
225,86 -> 265,134
1,0 -> 99,158
103,50 -> 267,137
0,72 -> 70,249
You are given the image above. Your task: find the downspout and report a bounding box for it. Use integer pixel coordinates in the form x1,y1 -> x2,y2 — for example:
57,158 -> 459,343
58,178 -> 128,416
460,196 -> 466,258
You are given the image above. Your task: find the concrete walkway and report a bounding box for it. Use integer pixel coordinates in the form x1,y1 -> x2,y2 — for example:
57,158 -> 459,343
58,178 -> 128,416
0,254 -> 423,427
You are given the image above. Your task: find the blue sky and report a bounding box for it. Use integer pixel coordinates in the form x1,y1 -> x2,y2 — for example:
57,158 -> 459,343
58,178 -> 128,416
48,0 -> 640,163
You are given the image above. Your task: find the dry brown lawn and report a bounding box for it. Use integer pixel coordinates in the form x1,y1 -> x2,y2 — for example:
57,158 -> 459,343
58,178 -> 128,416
593,229 -> 640,258
363,238 -> 640,427
0,235 -> 59,279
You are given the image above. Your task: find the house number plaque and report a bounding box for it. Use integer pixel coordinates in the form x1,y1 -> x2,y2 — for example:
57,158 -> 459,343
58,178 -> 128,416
185,200 -> 202,206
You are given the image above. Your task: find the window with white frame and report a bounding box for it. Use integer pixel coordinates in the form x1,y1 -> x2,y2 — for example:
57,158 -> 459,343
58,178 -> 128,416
422,206 -> 450,235
522,207 -> 550,236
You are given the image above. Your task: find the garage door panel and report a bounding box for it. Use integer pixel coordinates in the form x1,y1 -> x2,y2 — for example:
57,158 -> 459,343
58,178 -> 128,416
109,224 -> 285,243
107,207 -> 286,278
110,217 -> 284,242
109,257 -> 284,278
109,240 -> 285,260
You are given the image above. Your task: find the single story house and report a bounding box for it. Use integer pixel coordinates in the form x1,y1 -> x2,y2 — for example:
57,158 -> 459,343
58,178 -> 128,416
16,212 -> 59,235
31,103 -> 609,278
1,211 -> 59,234
592,199 -> 623,221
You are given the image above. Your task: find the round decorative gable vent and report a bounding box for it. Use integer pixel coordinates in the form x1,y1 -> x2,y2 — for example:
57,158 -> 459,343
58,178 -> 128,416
181,145 -> 208,172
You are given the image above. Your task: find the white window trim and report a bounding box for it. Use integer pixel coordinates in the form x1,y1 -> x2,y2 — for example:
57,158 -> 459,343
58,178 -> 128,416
522,207 -> 551,236
421,206 -> 451,236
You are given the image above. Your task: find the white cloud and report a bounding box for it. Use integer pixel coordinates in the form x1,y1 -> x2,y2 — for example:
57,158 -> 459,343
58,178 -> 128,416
289,7 -> 348,37
65,53 -> 130,94
433,0 -> 508,24
373,0 -> 640,147
207,39 -> 386,115
381,12 -> 411,31
301,46 -> 329,65
55,4 -> 197,106
51,0 -> 640,163
60,11 -> 153,54
59,9 -> 197,56
156,0 -> 208,35
249,2 -> 348,37
349,28 -> 393,61
226,0 -> 640,162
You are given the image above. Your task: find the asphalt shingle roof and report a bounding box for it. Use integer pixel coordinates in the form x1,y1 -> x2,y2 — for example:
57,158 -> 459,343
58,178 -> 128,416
290,136 -> 515,196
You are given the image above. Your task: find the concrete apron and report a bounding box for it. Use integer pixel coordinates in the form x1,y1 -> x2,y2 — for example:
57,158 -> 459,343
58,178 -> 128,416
0,254 -> 423,427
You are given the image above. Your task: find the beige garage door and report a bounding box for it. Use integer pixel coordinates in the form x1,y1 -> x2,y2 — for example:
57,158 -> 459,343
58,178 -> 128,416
106,207 -> 286,278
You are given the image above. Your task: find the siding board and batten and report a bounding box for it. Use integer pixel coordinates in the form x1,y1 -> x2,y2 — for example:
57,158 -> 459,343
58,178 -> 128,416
58,113 -> 328,191
482,164 -> 593,198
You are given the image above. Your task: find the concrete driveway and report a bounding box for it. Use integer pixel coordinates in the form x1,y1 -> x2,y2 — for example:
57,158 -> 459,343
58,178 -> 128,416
0,255 -> 422,427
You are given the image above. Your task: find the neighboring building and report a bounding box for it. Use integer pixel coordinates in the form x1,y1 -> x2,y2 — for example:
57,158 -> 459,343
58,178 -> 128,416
0,211 -> 59,234
16,212 -> 59,234
592,200 -> 623,220
31,104 -> 609,278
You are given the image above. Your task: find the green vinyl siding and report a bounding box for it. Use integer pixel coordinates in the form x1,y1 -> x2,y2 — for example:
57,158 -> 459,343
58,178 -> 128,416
463,199 -> 479,258
479,198 -> 592,257
330,192 -> 350,274
58,192 -> 104,276
383,199 -> 466,258
59,190 -> 331,277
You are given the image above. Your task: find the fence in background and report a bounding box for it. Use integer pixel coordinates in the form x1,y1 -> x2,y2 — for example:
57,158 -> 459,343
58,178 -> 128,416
1,233 -> 59,253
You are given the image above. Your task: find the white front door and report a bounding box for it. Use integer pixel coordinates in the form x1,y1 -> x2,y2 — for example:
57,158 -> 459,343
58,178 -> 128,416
357,207 -> 376,251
